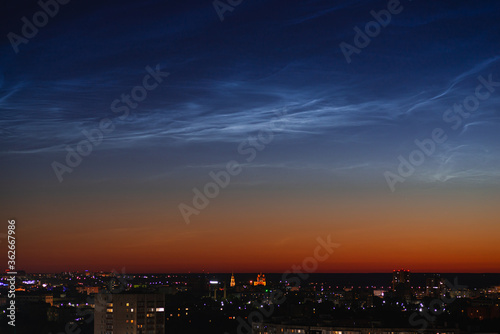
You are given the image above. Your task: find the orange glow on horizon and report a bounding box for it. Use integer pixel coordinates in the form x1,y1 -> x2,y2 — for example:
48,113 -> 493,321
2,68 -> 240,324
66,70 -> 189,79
6,186 -> 500,273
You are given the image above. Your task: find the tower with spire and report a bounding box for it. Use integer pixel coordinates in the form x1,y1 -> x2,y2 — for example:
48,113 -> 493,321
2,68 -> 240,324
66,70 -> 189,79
230,273 -> 235,287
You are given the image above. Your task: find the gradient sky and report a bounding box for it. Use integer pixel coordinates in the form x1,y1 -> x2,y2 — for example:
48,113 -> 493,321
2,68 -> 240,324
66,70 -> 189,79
1,0 -> 500,273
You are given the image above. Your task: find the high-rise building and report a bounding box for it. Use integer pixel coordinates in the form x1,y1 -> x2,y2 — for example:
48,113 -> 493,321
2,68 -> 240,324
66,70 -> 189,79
426,274 -> 444,298
94,293 -> 165,334
392,269 -> 411,300
392,269 -> 410,290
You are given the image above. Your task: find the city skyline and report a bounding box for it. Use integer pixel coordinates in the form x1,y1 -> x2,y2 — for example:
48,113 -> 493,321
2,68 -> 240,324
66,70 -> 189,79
1,0 -> 500,274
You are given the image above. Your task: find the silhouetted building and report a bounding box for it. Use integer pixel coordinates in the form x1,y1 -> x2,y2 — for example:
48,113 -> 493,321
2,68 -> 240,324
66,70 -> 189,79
425,274 -> 444,298
253,323 -> 460,334
392,269 -> 410,290
392,269 -> 411,301
17,293 -> 53,306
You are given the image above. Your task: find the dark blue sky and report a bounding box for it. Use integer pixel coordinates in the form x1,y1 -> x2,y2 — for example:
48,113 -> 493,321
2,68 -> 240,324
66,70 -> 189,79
2,0 -> 499,185
1,0 -> 500,271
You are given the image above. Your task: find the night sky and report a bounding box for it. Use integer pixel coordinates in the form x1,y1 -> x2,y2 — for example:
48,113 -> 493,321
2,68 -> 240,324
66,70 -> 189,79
1,0 -> 500,273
